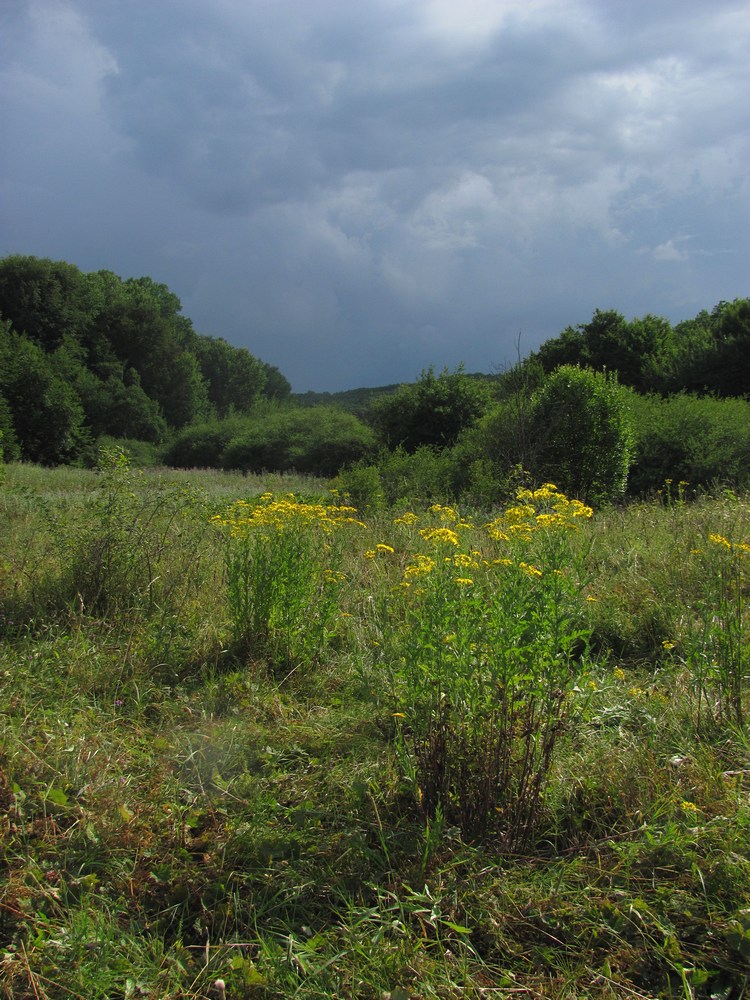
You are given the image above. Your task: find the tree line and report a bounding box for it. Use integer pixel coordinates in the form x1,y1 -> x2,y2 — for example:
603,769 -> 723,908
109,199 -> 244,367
1,253 -> 748,504
0,255 -> 290,465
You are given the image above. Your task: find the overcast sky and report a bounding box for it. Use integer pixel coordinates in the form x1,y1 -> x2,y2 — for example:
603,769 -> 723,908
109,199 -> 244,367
2,0 -> 748,391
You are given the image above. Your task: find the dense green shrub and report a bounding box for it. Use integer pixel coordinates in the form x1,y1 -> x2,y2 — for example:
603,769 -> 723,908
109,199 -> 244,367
0,325 -> 89,465
337,446 -> 456,508
0,393 -> 20,463
528,366 -> 634,505
95,436 -> 162,469
628,392 -> 750,495
221,405 -> 376,477
163,416 -> 251,469
369,366 -> 492,452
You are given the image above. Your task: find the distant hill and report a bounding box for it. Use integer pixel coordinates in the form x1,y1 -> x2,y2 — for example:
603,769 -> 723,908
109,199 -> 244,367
292,384 -> 403,416
293,373 -> 502,416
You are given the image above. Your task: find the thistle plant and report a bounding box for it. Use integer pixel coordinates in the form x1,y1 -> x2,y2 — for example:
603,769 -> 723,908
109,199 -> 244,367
373,487 -> 594,846
212,492 -> 365,669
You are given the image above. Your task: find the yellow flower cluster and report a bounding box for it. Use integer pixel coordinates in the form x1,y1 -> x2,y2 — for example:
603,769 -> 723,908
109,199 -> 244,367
364,543 -> 395,559
404,554 -> 436,578
708,533 -> 750,554
448,552 -> 481,569
393,511 -> 418,526
518,561 -> 543,578
211,493 -> 366,538
429,503 -> 459,523
485,483 -> 593,541
419,526 -> 460,547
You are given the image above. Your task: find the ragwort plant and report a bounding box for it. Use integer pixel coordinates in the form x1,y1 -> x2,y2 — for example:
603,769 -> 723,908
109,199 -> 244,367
679,530 -> 750,729
371,485 -> 594,847
212,492 -> 365,670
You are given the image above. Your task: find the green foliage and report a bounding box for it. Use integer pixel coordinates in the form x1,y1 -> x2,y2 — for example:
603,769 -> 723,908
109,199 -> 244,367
1,465 -> 750,997
162,414 -> 251,469
534,299 -> 750,397
294,382 -> 402,416
369,365 -> 492,452
0,253 -> 104,351
674,533 -> 750,729
17,447 -> 212,622
338,446 -> 456,508
95,436 -> 162,468
259,361 -> 292,400
0,254 -> 286,451
0,323 -> 89,464
372,487 -> 594,846
666,298 -> 750,396
536,309 -> 674,391
194,334 -> 267,416
212,493 -> 362,668
628,392 -> 750,496
0,390 -> 20,463
221,404 -> 376,477
529,365 -> 634,505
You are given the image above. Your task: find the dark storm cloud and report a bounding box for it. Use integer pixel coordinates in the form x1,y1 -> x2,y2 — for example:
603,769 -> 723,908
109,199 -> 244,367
1,0 -> 748,389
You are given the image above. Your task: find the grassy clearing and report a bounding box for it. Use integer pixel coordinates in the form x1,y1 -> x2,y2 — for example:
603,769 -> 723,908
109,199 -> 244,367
1,457 -> 749,999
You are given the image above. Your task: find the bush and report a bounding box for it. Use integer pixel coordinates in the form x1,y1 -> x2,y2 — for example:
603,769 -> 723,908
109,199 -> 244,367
221,405 -> 376,477
338,446 -> 456,508
628,392 -> 750,496
528,366 -> 634,505
369,366 -> 492,452
0,393 -> 20,464
95,436 -> 162,469
163,416 -> 250,469
0,327 -> 88,465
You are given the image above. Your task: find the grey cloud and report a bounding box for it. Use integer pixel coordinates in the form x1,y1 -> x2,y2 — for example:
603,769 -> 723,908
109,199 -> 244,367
0,0 -> 748,391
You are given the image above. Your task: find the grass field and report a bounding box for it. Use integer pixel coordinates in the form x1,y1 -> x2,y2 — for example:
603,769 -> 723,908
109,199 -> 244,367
1,455 -> 748,999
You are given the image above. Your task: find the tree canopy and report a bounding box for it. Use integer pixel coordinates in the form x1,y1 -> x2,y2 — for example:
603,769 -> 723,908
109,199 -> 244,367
369,365 -> 492,452
0,255 -> 285,464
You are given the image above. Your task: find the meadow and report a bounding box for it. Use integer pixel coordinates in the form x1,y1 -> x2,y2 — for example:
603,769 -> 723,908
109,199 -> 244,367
0,453 -> 748,999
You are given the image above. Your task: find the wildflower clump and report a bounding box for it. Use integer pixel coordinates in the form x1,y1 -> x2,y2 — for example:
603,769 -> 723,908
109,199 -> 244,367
211,493 -> 365,538
681,529 -> 750,727
371,485 -> 596,846
485,483 -> 593,543
212,492 -> 366,668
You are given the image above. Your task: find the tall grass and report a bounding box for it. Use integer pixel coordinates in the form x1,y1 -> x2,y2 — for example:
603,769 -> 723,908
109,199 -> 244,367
0,461 -> 748,998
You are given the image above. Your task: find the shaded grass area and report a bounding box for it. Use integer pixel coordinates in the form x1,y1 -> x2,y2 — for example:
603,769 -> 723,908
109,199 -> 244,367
1,460 -> 749,998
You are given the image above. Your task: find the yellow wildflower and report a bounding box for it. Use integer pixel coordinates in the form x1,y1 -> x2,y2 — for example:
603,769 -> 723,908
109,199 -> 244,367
454,577 -> 474,586
419,527 -> 460,546
518,561 -> 543,578
429,504 -> 459,523
709,533 -> 732,549
393,512 -> 418,526
376,543 -> 395,553
680,800 -> 700,814
451,552 -> 479,569
404,554 -> 436,578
